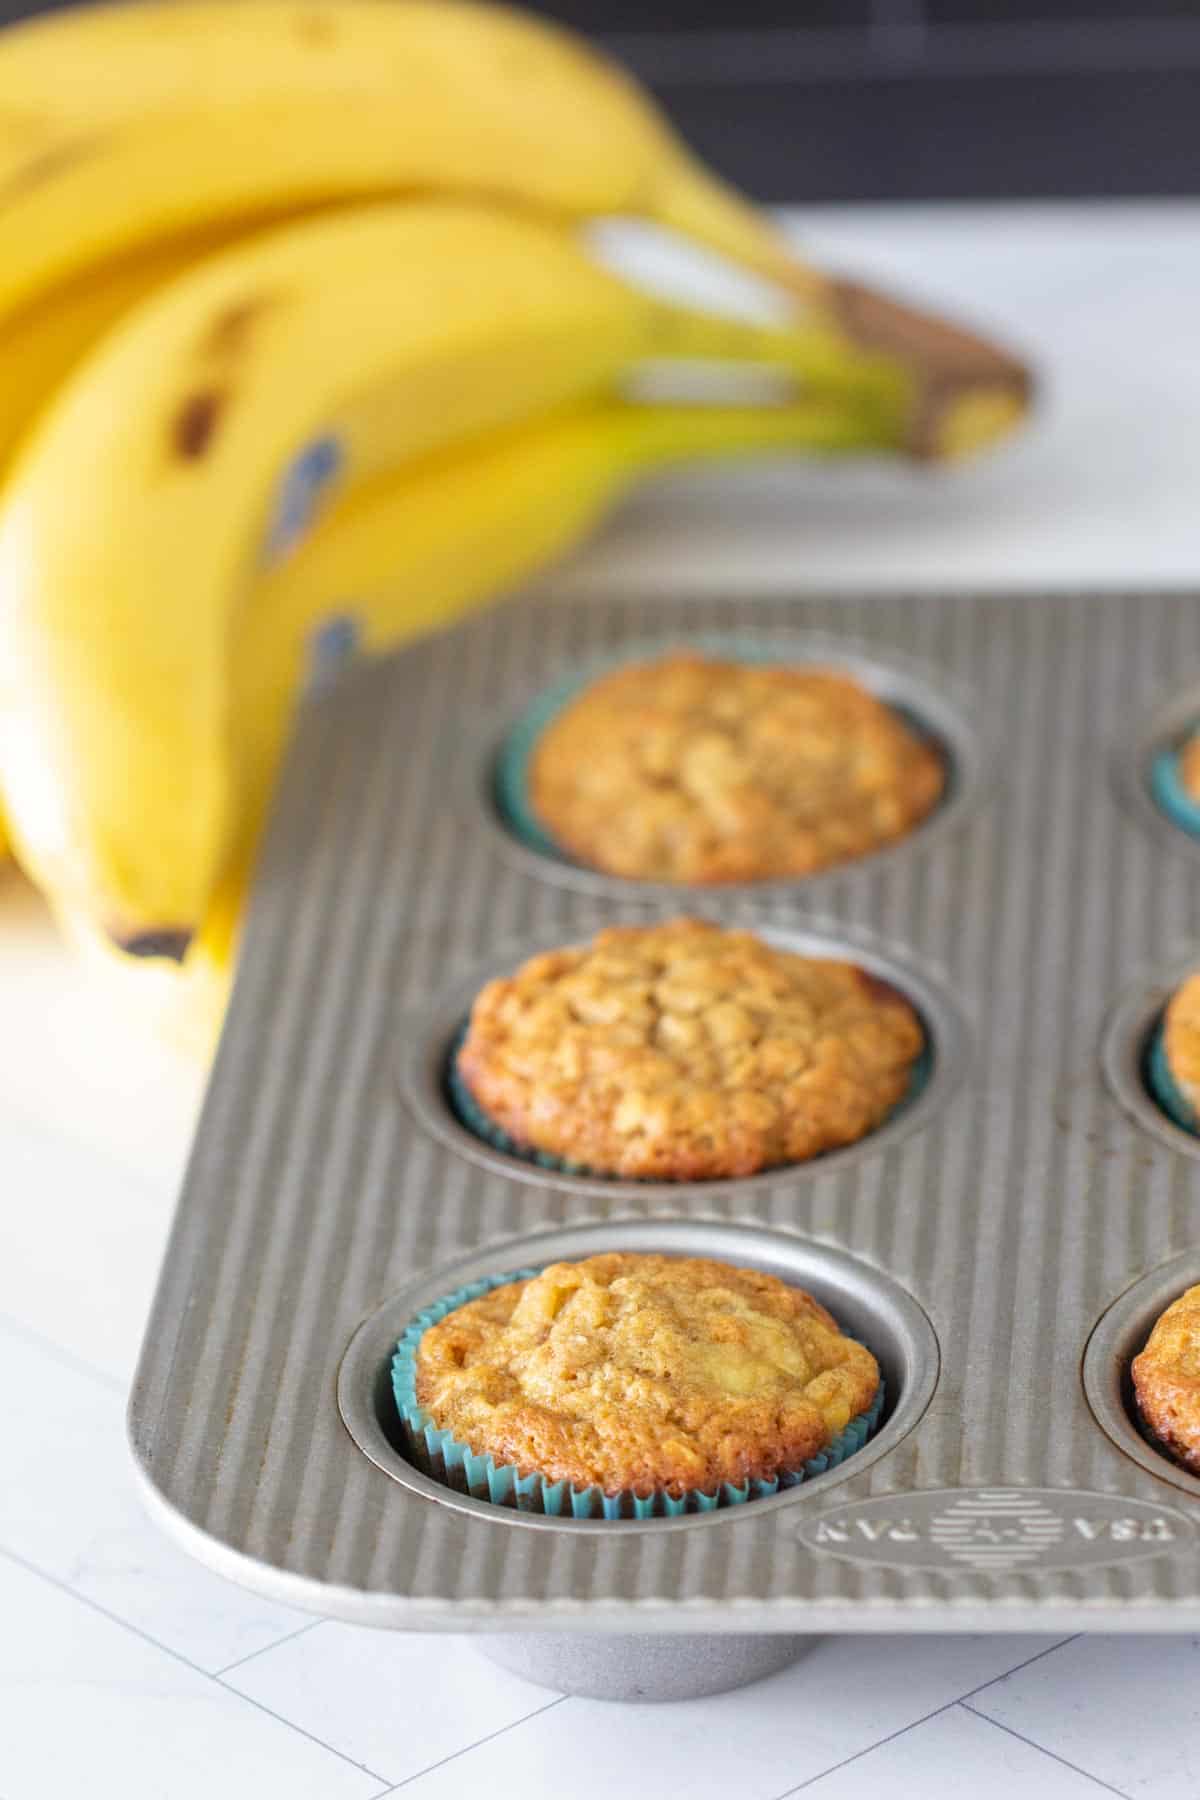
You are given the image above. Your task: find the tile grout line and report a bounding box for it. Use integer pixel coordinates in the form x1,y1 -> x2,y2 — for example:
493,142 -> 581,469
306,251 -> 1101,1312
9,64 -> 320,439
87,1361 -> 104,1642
770,1636 -> 1080,1797
0,1544 -> 389,1788
375,1695 -> 567,1794
959,1701 -> 1132,1798
2,1303 -> 336,1707
214,1617 -> 324,1677
209,1675 -> 389,1787
958,1634 -> 1082,1705
0,1307 -> 125,1394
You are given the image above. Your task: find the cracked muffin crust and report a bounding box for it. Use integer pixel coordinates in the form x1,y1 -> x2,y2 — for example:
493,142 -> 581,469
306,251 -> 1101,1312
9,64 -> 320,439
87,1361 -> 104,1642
414,1252 -> 881,1496
1132,1283 -> 1200,1473
454,918 -> 925,1179
1162,972 -> 1200,1123
527,652 -> 945,883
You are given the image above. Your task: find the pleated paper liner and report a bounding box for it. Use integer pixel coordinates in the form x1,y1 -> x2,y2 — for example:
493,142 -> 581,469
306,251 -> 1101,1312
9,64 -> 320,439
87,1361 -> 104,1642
391,1267 -> 885,1520
1151,736 -> 1200,841
493,636 -> 952,871
446,1022 -> 933,1180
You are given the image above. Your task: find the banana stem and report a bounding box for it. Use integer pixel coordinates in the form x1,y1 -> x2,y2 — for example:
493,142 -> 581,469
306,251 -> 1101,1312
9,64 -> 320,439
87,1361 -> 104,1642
649,299 -> 913,439
650,148 -> 828,307
602,395 -> 903,478
647,152 -> 1032,462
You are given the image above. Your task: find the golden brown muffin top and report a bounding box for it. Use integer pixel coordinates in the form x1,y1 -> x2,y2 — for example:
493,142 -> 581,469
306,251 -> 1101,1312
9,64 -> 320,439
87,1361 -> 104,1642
1163,972 -> 1200,1119
456,918 -> 924,1180
528,652 -> 945,884
415,1252 -> 881,1496
1132,1283 -> 1200,1473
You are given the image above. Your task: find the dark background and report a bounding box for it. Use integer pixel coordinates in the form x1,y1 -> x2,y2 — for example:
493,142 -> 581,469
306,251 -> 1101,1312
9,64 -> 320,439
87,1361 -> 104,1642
4,0 -> 1198,201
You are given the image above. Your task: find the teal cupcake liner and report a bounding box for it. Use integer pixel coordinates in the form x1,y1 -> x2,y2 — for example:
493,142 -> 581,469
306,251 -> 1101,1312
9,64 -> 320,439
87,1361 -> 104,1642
391,1266 -> 886,1520
447,1023 -> 933,1181
493,637 -> 951,872
1146,1016 -> 1198,1134
1150,737 -> 1200,840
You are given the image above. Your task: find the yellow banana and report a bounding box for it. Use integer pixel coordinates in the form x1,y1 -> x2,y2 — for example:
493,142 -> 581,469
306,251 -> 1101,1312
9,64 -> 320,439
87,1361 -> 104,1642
0,1 -> 1030,449
0,207 -> 357,477
0,198 -> 918,949
0,220 -> 912,491
0,209 -> 1016,881
0,212 -> 315,871
0,0 -> 805,302
61,392 -> 895,1053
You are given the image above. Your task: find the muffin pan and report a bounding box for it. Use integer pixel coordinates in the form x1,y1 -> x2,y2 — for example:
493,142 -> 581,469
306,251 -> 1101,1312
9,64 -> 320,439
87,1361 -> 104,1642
129,587 -> 1200,1701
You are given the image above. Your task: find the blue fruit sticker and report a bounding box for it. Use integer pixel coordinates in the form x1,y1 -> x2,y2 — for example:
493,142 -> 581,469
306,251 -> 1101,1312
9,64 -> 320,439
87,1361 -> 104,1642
263,433 -> 343,564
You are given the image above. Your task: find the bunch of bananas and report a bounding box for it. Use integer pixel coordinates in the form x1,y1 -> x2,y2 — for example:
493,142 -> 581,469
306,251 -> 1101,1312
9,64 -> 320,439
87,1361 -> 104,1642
0,0 -> 1031,1047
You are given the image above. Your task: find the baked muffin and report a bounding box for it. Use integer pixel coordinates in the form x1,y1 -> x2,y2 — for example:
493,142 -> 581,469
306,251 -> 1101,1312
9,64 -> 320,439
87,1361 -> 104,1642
1180,733 -> 1200,804
414,1252 -> 881,1497
1159,972 -> 1200,1126
1132,1284 -> 1200,1472
526,652 -> 945,883
454,917 -> 925,1180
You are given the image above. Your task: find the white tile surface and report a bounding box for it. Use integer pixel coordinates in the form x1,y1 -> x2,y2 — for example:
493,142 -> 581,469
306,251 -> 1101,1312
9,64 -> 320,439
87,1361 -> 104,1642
1,1109 -> 183,1385
226,1622 -> 560,1787
0,1318 -> 308,1673
0,866 -> 202,1182
0,867 -> 201,1385
0,1556 -> 381,1800
973,1635 -> 1200,1797
4,205 -> 1200,1800
810,1702 -> 1119,1799
396,1635 -> 1057,1800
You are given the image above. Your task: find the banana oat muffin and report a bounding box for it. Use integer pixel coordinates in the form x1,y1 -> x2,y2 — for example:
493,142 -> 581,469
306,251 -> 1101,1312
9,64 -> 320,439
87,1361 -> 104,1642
455,917 -> 925,1179
1161,972 -> 1200,1124
415,1252 -> 881,1495
1132,1284 -> 1200,1472
526,652 -> 945,883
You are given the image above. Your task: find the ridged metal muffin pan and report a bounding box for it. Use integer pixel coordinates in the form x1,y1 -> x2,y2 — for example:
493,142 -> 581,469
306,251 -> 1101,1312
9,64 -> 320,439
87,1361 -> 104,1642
129,587 -> 1200,1698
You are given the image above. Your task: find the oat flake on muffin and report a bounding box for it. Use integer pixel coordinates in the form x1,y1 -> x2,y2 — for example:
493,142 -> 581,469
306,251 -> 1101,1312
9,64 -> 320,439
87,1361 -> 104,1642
527,652 -> 945,883
1132,1283 -> 1200,1473
455,917 -> 924,1180
414,1252 -> 881,1496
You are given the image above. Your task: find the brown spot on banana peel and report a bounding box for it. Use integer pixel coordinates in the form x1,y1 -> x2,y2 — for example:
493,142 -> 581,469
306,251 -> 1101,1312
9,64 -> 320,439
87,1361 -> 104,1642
0,132 -> 109,201
171,388 -> 228,460
202,297 -> 274,358
292,9 -> 340,47
827,276 -> 1033,461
